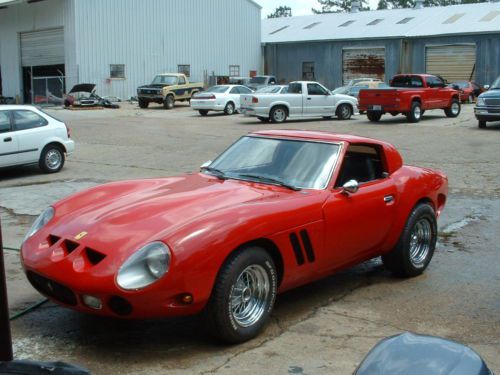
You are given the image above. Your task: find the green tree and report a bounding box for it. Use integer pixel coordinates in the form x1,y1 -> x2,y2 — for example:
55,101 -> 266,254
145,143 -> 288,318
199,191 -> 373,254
377,0 -> 487,9
312,0 -> 370,13
267,6 -> 292,18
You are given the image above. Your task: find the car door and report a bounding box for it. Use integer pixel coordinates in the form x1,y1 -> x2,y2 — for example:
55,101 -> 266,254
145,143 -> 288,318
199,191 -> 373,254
321,145 -> 398,269
305,83 -> 333,116
12,109 -> 51,165
235,86 -> 252,110
0,111 -> 20,167
425,76 -> 444,109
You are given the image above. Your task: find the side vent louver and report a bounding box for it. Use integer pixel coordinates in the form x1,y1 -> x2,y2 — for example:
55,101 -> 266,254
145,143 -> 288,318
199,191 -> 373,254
85,248 -> 106,266
289,233 -> 305,265
290,230 -> 316,266
47,235 -> 61,246
62,239 -> 79,254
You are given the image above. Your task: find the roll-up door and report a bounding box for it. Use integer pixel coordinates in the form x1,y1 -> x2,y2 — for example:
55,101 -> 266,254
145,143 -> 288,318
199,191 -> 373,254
342,48 -> 385,85
425,44 -> 476,82
21,28 -> 64,67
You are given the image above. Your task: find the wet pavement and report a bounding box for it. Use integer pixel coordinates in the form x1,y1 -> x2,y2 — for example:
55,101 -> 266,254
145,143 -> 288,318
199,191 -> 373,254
1,103 -> 499,374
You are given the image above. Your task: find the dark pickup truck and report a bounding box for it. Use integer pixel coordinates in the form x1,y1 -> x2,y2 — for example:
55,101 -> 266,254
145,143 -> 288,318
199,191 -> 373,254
358,74 -> 461,123
475,76 -> 500,129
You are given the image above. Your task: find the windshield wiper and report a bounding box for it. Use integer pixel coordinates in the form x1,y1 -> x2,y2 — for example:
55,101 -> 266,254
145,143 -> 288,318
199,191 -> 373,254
201,166 -> 227,180
237,174 -> 301,191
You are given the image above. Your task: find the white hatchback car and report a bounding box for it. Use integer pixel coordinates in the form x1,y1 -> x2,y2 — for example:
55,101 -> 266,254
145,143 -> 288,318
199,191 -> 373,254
190,85 -> 253,116
0,105 -> 75,173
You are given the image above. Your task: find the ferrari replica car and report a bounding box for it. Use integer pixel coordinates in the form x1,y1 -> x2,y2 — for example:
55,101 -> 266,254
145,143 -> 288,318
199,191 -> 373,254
21,131 -> 448,343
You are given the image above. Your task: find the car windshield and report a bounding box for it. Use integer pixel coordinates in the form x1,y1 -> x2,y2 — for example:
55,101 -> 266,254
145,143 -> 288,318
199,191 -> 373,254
206,86 -> 229,93
249,77 -> 267,84
151,75 -> 178,85
207,136 -> 341,189
490,77 -> 500,90
256,86 -> 282,93
332,86 -> 348,94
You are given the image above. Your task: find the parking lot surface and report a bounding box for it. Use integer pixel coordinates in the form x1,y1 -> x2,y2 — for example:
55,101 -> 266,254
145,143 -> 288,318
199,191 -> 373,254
1,103 -> 499,374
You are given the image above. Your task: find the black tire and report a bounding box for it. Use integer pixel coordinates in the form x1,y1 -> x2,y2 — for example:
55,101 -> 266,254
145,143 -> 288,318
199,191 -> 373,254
444,98 -> 461,118
257,116 -> 270,122
367,111 -> 382,122
138,99 -> 149,109
382,204 -> 437,278
478,120 -> 486,129
199,110 -> 209,116
406,101 -> 422,123
270,106 -> 288,123
336,103 -> 352,120
203,247 -> 277,344
39,144 -> 65,173
224,102 -> 236,115
163,95 -> 175,110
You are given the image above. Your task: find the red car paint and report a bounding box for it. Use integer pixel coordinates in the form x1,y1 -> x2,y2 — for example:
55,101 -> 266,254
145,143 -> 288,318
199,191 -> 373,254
358,74 -> 460,116
21,131 -> 448,319
448,81 -> 475,102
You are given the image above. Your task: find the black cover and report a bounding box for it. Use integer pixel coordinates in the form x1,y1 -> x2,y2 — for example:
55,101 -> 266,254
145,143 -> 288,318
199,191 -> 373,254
0,360 -> 90,375
355,332 -> 492,375
68,84 -> 96,94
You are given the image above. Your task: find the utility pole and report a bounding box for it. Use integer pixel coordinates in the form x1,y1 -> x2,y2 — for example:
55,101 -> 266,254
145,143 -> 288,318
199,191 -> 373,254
0,216 -> 13,361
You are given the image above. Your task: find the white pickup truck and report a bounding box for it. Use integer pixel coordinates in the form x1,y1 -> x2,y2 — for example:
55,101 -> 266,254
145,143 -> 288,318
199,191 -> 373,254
240,81 -> 358,123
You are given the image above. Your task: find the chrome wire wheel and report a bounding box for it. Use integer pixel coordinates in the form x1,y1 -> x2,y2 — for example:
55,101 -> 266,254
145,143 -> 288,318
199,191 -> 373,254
409,218 -> 432,267
230,264 -> 270,328
45,149 -> 63,170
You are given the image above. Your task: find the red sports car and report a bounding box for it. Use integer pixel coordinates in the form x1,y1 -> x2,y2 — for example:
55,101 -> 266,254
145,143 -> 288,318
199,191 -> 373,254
448,81 -> 475,103
21,131 -> 448,343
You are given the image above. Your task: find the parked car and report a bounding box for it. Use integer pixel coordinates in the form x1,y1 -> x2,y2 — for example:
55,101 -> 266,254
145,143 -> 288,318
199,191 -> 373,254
137,73 -> 203,109
190,85 -> 253,116
228,77 -> 251,86
359,74 -> 461,123
240,81 -> 358,123
246,75 -> 277,91
21,130 -> 447,343
355,332 -> 493,375
347,77 -> 382,87
64,84 -> 119,109
255,85 -> 288,94
348,81 -> 390,99
475,75 -> 500,129
0,105 -> 74,173
448,81 -> 475,103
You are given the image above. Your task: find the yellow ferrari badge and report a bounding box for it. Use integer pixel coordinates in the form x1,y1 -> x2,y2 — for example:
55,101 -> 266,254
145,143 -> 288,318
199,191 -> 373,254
74,231 -> 88,240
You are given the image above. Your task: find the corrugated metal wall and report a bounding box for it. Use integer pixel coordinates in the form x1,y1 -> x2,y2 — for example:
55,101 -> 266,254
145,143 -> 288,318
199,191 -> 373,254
73,0 -> 262,99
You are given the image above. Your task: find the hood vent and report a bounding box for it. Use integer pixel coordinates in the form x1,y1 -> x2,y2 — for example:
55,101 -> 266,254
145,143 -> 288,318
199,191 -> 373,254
85,248 -> 106,265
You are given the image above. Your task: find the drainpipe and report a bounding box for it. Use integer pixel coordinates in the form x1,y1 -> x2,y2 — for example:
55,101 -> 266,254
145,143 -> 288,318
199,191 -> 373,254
0,217 -> 13,362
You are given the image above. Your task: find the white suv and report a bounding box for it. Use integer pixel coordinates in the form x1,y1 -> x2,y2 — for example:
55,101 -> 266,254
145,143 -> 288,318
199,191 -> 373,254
0,105 -> 75,173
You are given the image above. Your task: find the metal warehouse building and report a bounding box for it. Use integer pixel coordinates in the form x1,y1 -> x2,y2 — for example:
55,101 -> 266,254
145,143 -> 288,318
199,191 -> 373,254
263,2 -> 500,89
0,0 -> 262,104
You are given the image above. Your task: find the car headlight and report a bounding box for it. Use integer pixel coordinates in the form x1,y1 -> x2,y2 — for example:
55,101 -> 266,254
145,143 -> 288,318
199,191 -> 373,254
477,97 -> 486,106
116,242 -> 171,290
23,207 -> 54,242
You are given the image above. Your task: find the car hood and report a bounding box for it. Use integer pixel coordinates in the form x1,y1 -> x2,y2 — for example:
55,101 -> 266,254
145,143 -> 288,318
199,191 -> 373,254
69,84 -> 96,94
478,88 -> 500,99
138,84 -> 169,89
48,174 -> 319,257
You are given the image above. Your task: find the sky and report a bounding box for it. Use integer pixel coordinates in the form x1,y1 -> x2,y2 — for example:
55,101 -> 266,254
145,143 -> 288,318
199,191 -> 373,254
256,0 -> 380,17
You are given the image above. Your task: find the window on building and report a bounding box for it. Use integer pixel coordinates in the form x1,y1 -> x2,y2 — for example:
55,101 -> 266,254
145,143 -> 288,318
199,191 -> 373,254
229,65 -> 240,77
303,22 -> 321,30
110,64 -> 125,79
339,20 -> 355,27
443,13 -> 465,24
367,19 -> 384,26
178,64 -> 190,77
269,26 -> 289,35
397,17 -> 414,24
302,62 -> 315,80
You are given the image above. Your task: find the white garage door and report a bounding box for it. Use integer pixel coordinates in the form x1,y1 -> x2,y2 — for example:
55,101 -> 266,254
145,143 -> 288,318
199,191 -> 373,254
21,28 -> 64,67
343,48 -> 385,85
425,44 -> 476,82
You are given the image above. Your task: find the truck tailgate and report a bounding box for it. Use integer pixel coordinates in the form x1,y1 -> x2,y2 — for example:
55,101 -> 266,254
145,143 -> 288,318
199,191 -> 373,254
359,89 -> 400,110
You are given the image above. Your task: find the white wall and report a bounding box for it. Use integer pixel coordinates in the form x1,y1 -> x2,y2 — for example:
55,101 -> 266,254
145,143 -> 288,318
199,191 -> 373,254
73,0 -> 262,99
0,0 -> 76,99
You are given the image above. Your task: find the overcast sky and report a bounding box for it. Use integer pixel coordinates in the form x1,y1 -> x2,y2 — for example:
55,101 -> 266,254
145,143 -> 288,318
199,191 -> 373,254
256,0 -> 380,17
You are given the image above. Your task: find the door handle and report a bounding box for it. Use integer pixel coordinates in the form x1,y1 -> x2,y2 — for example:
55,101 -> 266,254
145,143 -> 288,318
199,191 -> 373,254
307,97 -> 312,100
3,137 -> 12,142
384,195 -> 394,203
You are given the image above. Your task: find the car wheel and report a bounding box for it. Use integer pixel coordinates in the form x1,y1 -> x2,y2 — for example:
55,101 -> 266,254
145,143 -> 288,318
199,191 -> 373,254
138,99 -> 149,109
367,111 -> 382,122
199,110 -> 209,116
39,145 -> 65,173
270,106 -> 288,123
336,104 -> 352,120
224,102 -> 235,115
257,116 -> 270,122
382,204 -> 437,278
406,101 -> 422,123
444,98 -> 461,118
478,120 -> 486,129
203,247 -> 277,343
163,95 -> 175,110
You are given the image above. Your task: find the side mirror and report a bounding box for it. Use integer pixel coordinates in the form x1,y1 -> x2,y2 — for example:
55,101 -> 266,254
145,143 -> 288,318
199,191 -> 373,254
200,160 -> 212,169
341,180 -> 359,195
484,85 -> 490,90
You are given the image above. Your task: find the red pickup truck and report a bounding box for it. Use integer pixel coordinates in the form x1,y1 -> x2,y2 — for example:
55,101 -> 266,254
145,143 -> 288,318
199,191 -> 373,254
358,74 -> 461,123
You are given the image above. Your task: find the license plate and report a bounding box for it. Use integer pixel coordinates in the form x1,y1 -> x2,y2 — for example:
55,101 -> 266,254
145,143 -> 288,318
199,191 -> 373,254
370,105 -> 382,111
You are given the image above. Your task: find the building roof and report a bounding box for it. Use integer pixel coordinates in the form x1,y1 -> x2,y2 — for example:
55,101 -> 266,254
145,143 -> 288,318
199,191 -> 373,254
262,2 -> 500,44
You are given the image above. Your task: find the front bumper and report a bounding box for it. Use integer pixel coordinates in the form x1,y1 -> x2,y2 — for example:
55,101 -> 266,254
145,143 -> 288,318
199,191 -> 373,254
138,94 -> 164,102
474,106 -> 500,121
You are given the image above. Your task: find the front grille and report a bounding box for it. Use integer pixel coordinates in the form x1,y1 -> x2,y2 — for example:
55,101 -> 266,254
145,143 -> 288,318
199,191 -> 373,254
27,271 -> 77,306
485,98 -> 500,106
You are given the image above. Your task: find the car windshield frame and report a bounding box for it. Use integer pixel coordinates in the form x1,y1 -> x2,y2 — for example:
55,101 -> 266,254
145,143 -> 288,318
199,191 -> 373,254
205,135 -> 343,190
151,75 -> 178,85
490,77 -> 500,90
